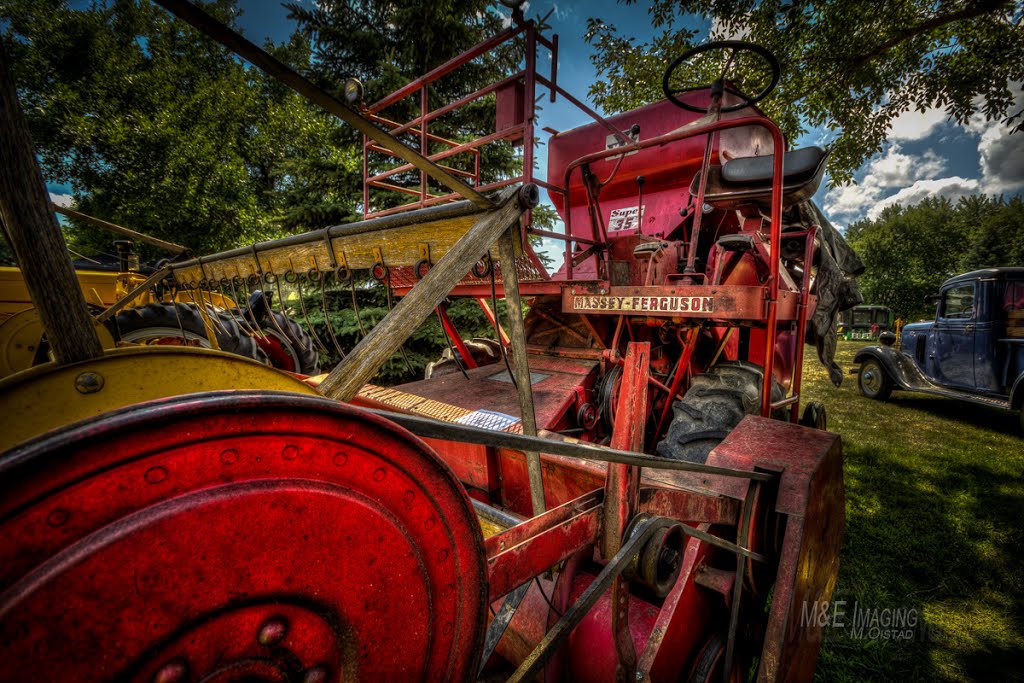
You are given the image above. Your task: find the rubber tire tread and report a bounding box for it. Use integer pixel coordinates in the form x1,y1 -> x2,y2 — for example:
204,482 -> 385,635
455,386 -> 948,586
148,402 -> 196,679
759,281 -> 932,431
656,360 -> 784,464
116,302 -> 268,364
263,311 -> 320,375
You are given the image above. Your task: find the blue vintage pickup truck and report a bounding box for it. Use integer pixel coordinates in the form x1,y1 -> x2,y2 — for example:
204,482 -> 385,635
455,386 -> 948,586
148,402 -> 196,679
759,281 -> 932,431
854,268 -> 1024,430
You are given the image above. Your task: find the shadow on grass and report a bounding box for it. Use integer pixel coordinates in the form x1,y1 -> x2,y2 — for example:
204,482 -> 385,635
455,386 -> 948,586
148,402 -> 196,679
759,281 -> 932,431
816,431 -> 1024,681
887,393 -> 1021,438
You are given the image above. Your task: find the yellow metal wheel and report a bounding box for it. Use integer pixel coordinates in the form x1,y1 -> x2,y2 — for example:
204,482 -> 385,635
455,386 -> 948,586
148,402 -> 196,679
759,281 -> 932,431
0,308 -> 117,379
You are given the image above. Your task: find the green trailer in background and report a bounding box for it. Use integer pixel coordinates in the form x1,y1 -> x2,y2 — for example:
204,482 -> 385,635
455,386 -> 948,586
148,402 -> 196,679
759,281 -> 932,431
839,304 -> 893,341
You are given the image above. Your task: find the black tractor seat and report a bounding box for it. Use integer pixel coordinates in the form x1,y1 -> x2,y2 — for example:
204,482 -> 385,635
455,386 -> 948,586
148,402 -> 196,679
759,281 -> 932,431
690,146 -> 828,210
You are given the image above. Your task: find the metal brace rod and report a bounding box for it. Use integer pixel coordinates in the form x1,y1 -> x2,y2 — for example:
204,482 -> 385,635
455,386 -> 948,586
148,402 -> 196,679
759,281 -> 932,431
93,265 -> 173,323
52,205 -> 187,254
317,187 -> 528,401
724,480 -> 760,681
153,0 -> 494,210
359,407 -> 774,482
478,582 -> 531,677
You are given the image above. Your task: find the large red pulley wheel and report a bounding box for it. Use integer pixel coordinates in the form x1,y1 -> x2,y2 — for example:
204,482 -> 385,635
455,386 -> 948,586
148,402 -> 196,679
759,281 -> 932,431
0,391 -> 488,682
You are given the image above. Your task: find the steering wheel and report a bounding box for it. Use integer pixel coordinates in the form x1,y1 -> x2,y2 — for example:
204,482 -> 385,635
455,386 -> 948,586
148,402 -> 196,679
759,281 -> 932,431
662,40 -> 780,113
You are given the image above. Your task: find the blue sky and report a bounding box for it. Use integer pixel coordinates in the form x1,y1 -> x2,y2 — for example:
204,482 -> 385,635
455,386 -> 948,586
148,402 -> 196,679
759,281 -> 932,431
47,0 -> 1024,232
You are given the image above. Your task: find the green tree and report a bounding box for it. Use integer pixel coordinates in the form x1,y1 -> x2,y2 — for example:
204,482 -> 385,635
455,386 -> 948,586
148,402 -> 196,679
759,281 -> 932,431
585,0 -> 1023,183
0,0 -> 343,256
959,195 -> 1024,269
284,0 -> 523,211
845,194 -> 1022,319
846,198 -> 958,318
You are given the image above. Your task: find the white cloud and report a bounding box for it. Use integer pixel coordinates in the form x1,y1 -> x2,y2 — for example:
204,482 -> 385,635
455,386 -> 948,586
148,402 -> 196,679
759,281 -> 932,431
823,144 -> 948,219
48,192 -> 73,207
551,3 -> 572,20
823,181 -> 882,219
867,145 -> 946,187
499,1 -> 529,28
963,82 -> 1024,194
887,106 -> 949,141
867,176 -> 980,219
825,81 -> 1022,223
977,125 -> 1024,193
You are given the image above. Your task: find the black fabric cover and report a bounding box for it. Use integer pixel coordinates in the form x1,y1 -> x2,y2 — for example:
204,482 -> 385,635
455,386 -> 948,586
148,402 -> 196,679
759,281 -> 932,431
796,200 -> 864,386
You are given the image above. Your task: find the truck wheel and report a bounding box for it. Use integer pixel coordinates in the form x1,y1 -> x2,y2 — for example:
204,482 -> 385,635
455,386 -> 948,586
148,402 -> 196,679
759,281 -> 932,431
256,311 -> 321,375
656,360 -> 784,464
857,358 -> 892,400
116,302 -> 268,364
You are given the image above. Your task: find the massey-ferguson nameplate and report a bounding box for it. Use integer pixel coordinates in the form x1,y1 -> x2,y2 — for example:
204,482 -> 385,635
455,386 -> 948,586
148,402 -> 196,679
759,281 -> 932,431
572,295 -> 715,313
561,285 -> 796,320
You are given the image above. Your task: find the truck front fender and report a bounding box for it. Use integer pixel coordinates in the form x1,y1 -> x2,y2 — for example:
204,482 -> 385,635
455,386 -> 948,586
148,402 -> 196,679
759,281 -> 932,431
853,345 -> 932,392
1010,373 -> 1024,410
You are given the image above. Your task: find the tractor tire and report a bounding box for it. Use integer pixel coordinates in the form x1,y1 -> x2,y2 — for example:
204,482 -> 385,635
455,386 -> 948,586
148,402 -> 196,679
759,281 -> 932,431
115,302 -> 268,364
656,361 -> 784,464
857,358 -> 893,400
257,311 -> 320,375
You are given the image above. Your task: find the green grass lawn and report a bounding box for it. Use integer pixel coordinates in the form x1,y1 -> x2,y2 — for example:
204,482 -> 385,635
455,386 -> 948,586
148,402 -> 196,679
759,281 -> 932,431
802,341 -> 1024,681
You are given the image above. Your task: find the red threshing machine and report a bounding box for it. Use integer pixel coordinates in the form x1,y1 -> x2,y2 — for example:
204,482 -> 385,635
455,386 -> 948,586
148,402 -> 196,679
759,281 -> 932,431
0,2 -> 850,681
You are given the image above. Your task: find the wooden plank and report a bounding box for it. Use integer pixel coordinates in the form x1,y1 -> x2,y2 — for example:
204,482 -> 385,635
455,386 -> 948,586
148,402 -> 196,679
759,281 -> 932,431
317,188 -> 525,401
498,226 -> 546,516
0,48 -> 103,364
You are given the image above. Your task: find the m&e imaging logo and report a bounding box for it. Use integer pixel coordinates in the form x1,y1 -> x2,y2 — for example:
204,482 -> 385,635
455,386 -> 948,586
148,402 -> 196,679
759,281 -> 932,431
800,592 -> 941,643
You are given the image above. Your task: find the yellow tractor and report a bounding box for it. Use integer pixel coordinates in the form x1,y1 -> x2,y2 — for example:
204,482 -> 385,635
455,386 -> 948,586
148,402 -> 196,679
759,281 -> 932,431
0,214 -> 319,378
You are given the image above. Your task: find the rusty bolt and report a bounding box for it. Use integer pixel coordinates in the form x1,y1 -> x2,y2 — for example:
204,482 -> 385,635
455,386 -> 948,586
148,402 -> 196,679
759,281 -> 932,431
74,372 -> 104,394
153,658 -> 188,683
257,617 -> 289,647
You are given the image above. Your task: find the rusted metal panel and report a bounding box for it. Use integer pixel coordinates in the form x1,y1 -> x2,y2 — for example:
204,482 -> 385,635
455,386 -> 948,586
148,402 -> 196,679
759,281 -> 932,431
563,573 -> 662,683
638,486 -> 740,525
602,341 -> 650,557
485,490 -> 603,599
758,432 -> 844,682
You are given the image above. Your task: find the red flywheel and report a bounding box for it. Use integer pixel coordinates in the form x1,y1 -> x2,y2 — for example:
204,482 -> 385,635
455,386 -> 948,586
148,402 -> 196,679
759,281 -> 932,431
0,391 -> 488,682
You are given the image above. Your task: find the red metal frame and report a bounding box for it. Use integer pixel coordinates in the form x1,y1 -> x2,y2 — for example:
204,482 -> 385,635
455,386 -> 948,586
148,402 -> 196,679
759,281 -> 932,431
437,303 -> 478,369
358,13 -> 623,235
